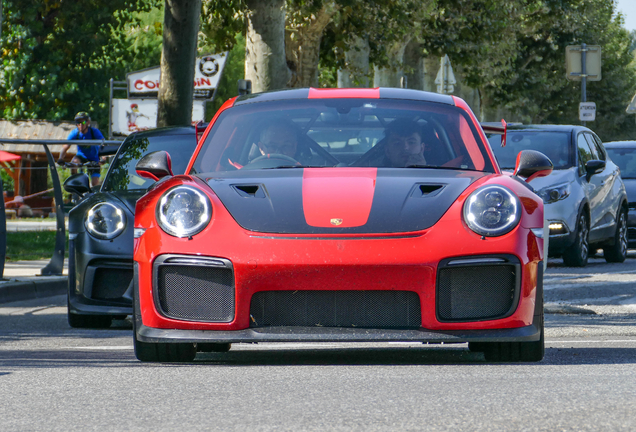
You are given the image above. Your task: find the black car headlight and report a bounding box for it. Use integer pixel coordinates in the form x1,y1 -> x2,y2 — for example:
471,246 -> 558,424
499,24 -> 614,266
538,183 -> 570,204
85,202 -> 126,240
157,186 -> 211,237
463,185 -> 521,236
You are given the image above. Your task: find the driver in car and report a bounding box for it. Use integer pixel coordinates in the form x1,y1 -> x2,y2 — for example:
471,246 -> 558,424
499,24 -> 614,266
257,123 -> 299,158
383,118 -> 427,167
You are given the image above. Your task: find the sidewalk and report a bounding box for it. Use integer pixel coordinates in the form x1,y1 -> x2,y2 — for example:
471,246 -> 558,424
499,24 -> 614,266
0,259 -> 68,304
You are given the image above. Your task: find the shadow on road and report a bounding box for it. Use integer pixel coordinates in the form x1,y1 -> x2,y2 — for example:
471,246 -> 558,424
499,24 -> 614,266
1,345 -> 635,369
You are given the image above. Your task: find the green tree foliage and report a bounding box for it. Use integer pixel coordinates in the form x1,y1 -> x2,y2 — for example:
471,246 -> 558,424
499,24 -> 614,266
476,0 -> 636,140
0,0 -> 155,123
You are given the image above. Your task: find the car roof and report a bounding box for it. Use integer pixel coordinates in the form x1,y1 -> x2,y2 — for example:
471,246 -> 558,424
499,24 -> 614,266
505,124 -> 592,133
604,141 -> 636,148
125,125 -> 196,140
233,87 -> 455,106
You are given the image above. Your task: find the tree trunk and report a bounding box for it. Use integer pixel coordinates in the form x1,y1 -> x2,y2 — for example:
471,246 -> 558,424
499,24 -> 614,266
403,40 -> 424,90
453,65 -> 481,118
373,37 -> 411,88
157,0 -> 201,127
245,0 -> 290,92
285,2 -> 339,88
337,35 -> 370,88
422,56 -> 439,92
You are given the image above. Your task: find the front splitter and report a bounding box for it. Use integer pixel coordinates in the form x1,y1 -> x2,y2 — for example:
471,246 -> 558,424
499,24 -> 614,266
137,321 -> 541,344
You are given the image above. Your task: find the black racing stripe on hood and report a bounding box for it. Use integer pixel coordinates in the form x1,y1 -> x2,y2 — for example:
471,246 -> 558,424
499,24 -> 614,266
204,169 -> 486,234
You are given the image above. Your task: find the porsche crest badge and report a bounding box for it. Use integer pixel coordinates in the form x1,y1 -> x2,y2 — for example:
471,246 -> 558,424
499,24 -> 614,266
330,218 -> 343,226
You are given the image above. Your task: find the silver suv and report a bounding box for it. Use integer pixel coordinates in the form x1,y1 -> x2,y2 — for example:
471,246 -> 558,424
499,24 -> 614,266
488,125 -> 628,267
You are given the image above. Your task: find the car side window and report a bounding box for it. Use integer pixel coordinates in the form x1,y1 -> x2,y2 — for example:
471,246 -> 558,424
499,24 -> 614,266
577,133 -> 594,176
590,134 -> 606,161
583,134 -> 600,160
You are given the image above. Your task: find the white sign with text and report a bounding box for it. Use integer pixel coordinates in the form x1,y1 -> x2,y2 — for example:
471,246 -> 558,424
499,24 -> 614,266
126,53 -> 228,99
579,102 -> 597,121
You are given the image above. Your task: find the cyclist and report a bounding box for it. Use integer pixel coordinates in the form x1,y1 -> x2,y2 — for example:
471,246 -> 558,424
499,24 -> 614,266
58,111 -> 105,186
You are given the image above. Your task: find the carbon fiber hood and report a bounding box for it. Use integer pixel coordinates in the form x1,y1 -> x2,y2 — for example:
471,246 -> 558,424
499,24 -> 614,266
203,168 -> 487,234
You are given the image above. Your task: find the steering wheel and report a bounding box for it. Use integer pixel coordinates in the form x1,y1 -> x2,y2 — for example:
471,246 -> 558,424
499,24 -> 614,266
243,153 -> 300,170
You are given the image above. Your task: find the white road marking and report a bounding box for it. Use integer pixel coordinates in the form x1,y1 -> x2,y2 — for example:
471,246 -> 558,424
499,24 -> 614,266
63,346 -> 133,350
546,339 -> 636,344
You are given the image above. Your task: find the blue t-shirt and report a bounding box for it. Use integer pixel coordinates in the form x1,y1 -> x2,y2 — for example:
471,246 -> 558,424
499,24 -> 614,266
67,127 -> 104,161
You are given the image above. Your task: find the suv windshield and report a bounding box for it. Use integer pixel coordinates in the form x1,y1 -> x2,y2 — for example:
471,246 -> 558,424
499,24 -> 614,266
606,147 -> 636,179
102,132 -> 197,191
488,131 -> 572,170
192,99 -> 495,173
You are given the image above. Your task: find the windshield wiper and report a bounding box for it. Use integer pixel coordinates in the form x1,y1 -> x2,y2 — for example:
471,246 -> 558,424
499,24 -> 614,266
263,165 -> 327,169
405,164 -> 482,172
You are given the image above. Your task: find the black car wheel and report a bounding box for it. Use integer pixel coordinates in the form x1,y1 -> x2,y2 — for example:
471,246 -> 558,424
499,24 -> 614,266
562,212 -> 589,267
473,317 -> 544,363
603,209 -> 628,263
68,313 -> 113,329
132,292 -> 196,363
67,299 -> 113,328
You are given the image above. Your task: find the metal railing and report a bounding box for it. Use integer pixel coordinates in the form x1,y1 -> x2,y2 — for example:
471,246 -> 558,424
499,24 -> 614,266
0,138 -> 122,277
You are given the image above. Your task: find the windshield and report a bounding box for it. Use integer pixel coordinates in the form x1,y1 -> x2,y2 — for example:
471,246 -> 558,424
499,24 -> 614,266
192,99 -> 495,173
606,147 -> 636,179
102,132 -> 197,191
488,131 -> 572,170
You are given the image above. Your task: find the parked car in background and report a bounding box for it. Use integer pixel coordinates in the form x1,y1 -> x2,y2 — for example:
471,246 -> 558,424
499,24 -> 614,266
488,125 -> 628,267
64,126 -> 199,328
132,88 -> 550,363
604,141 -> 636,248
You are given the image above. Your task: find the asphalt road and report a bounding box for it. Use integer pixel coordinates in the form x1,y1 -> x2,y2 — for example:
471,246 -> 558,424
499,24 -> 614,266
1,255 -> 636,431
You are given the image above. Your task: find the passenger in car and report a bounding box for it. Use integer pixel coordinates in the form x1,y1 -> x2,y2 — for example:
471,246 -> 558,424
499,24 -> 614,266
383,118 -> 427,167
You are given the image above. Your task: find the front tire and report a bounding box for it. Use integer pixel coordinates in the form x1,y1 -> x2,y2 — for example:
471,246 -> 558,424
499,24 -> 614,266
133,333 -> 197,363
68,312 -> 112,329
132,294 -> 196,363
562,212 -> 589,267
603,208 -> 628,263
478,322 -> 544,363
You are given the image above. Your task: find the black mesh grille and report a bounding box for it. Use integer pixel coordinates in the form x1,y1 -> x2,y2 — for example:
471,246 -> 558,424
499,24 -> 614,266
437,265 -> 516,321
92,268 -> 132,300
628,227 -> 636,241
157,265 -> 234,322
250,290 -> 421,328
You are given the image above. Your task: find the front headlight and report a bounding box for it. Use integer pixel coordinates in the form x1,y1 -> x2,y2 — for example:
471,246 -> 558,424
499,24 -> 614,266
85,202 -> 126,239
463,185 -> 521,237
538,183 -> 570,204
157,186 -> 211,237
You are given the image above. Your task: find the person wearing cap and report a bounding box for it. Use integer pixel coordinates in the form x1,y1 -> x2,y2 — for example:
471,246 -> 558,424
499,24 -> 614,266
58,112 -> 105,186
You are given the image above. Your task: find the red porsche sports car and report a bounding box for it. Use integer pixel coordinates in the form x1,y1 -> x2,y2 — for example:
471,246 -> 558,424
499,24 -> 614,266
132,88 -> 552,363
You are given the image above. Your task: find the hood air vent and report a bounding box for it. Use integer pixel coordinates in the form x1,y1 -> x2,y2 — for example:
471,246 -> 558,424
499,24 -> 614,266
232,184 -> 266,198
410,183 -> 445,198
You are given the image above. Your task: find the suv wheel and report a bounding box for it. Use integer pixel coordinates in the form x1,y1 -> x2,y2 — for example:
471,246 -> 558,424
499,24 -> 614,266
604,209 -> 628,263
563,212 -> 589,267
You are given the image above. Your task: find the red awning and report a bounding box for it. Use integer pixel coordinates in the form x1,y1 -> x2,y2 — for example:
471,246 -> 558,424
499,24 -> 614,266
0,150 -> 21,162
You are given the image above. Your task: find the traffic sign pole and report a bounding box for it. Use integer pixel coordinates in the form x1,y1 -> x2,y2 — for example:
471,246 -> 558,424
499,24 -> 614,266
582,43 -> 587,126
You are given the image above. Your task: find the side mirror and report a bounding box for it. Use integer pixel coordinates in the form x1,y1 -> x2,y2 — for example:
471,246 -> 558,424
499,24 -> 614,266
585,159 -> 605,181
513,149 -> 553,182
135,151 -> 173,181
63,173 -> 92,197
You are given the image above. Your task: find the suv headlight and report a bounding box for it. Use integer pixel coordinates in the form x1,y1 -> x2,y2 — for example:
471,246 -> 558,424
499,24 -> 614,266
463,185 -> 521,236
85,202 -> 126,239
538,183 -> 570,204
157,186 -> 211,237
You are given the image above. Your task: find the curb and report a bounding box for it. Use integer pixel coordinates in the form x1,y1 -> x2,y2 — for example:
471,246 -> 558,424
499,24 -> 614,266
0,277 -> 67,304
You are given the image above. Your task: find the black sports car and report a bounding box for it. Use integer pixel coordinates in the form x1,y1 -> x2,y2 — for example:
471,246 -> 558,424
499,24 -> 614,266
64,126 -> 199,328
